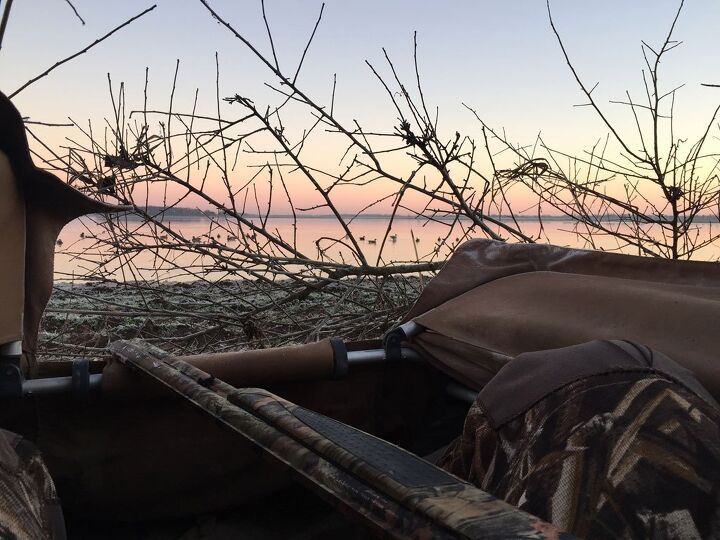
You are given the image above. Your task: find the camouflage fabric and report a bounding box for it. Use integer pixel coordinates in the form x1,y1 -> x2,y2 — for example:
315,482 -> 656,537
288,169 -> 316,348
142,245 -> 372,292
110,339 -> 572,539
0,428 -> 65,539
438,340 -> 720,539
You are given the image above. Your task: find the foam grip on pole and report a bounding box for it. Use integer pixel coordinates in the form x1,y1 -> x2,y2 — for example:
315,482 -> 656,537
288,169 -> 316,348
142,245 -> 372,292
101,338 -> 337,400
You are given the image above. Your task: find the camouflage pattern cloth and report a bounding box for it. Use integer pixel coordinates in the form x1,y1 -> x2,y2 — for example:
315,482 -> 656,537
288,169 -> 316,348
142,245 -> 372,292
0,428 -> 65,539
110,338 -> 573,539
438,340 -> 720,539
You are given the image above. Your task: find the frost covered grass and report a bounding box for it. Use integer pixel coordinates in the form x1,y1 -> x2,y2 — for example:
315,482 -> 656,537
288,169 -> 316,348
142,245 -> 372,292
39,276 -> 423,361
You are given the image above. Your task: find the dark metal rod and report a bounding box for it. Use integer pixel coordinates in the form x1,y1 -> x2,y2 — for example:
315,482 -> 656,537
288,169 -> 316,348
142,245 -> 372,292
0,340 -> 21,356
9,345 -> 421,397
445,383 -> 478,404
397,320 -> 423,339
347,347 -> 422,364
23,373 -> 102,396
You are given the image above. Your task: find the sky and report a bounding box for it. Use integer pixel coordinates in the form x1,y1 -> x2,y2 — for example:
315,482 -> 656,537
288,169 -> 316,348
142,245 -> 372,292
1,0 -> 719,213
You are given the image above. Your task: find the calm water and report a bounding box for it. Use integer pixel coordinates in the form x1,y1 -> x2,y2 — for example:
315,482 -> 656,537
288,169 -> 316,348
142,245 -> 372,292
54,216 -> 720,282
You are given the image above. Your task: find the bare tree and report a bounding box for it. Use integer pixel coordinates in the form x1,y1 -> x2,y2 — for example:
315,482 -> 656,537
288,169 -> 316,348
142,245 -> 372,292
34,1 -> 537,359
472,0 -> 720,260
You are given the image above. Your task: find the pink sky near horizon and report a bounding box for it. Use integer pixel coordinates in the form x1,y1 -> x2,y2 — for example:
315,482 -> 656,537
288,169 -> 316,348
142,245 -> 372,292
2,1 -> 719,214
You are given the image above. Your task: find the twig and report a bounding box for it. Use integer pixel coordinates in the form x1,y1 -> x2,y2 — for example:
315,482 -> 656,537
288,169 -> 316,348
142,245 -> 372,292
0,0 -> 14,51
63,0 -> 86,25
9,4 -> 157,98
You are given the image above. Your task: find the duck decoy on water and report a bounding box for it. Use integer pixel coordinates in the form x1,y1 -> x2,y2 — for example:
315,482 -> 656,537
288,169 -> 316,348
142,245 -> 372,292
390,234 -> 397,242
359,236 -> 365,241
227,234 -> 238,241
367,239 -> 377,244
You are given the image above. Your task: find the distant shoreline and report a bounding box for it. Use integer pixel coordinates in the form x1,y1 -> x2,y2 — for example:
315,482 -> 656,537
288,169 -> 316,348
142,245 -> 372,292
112,208 -> 720,224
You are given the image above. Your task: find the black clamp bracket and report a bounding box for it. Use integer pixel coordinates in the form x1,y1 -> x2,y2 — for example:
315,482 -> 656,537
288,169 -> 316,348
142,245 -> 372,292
383,321 -> 423,362
0,341 -> 23,399
71,358 -> 91,401
329,337 -> 349,380
0,346 -> 96,400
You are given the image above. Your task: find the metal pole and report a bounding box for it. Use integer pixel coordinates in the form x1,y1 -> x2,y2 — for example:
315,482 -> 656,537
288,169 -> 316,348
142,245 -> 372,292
23,374 -> 102,396
347,347 -> 423,365
445,383 -> 478,404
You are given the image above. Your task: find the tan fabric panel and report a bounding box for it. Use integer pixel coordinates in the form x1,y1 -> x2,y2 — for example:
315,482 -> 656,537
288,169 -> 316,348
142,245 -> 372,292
411,332 -> 510,391
404,239 -> 720,322
414,269 -> 720,397
0,92 -> 127,374
0,151 -> 24,346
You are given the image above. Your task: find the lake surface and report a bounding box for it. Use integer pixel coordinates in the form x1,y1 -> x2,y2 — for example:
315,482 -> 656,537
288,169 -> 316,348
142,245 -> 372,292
54,216 -> 720,282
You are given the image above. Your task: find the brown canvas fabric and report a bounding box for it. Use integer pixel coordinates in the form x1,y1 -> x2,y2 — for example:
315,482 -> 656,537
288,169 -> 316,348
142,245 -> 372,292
0,92 -> 127,374
408,239 -> 720,397
0,428 -> 66,540
438,340 -> 720,539
0,151 -> 25,346
405,239 -> 720,321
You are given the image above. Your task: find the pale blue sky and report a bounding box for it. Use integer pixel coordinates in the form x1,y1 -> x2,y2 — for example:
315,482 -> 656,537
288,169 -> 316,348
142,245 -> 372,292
1,0 -> 719,209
